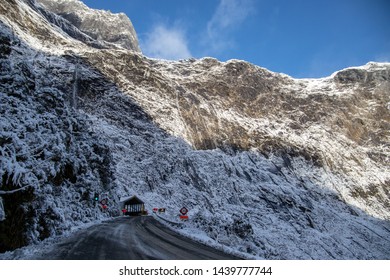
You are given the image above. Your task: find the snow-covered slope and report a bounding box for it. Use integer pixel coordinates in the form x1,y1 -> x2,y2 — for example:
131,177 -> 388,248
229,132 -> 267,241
0,0 -> 389,259
84,51 -> 390,220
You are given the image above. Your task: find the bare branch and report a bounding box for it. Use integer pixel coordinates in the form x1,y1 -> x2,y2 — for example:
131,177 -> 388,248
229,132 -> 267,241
0,185 -> 30,195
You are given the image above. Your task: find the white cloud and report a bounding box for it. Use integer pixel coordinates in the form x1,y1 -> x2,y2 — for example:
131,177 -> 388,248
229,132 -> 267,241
141,24 -> 192,60
206,0 -> 255,52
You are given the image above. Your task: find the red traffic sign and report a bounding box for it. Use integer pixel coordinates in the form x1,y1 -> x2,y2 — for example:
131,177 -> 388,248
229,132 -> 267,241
180,207 -> 188,215
153,208 -> 158,213
180,215 -> 188,220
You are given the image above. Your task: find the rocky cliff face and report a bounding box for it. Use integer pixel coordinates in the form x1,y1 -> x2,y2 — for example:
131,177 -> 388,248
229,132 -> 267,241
37,0 -> 141,52
84,50 -> 390,220
0,0 -> 389,259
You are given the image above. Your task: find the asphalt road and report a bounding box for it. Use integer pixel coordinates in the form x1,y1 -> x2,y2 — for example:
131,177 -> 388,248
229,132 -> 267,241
39,216 -> 241,260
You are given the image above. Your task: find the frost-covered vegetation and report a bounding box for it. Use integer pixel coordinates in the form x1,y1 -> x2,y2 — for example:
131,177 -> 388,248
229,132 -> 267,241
0,22 -> 113,251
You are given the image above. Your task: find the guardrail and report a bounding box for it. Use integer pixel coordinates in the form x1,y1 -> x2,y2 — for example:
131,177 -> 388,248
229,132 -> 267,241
152,212 -> 183,227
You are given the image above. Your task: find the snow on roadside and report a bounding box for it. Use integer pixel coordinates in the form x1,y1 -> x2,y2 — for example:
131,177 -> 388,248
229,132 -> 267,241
0,216 -> 114,260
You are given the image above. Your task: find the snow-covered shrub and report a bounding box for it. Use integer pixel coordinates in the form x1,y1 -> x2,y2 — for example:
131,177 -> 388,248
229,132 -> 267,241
0,26 -> 114,252
190,210 -> 253,246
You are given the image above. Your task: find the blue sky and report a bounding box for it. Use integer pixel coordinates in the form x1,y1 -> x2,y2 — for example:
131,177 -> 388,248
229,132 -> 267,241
81,0 -> 390,78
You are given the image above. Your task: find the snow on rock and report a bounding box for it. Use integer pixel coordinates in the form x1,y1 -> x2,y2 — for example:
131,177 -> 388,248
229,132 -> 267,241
0,0 -> 389,259
37,0 -> 141,52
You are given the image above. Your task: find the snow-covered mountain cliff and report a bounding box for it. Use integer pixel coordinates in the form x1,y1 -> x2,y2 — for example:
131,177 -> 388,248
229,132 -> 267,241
37,0 -> 141,52
0,0 -> 389,259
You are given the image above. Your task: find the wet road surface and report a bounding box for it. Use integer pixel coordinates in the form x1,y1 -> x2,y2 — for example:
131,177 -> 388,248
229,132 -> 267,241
39,216 -> 241,260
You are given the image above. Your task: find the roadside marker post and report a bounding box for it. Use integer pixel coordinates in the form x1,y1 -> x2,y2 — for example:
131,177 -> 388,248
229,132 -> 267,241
179,207 -> 189,221
179,207 -> 188,215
